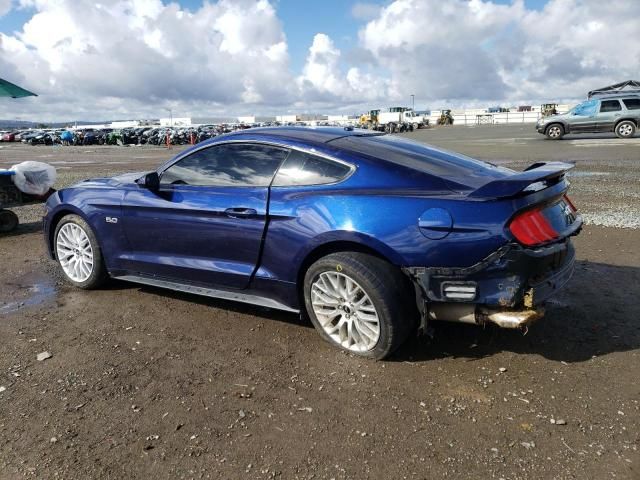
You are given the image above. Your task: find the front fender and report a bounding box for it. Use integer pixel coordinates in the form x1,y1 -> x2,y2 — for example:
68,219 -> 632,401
44,187 -> 124,268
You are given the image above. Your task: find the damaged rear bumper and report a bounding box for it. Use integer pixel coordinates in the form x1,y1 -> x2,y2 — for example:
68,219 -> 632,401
427,303 -> 545,329
405,239 -> 576,329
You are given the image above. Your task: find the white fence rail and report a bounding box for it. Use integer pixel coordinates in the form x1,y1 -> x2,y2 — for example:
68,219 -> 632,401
427,111 -> 542,126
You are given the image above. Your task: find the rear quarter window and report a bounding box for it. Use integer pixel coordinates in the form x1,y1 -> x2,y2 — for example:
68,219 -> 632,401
273,150 -> 352,186
329,135 -> 510,180
622,98 -> 640,110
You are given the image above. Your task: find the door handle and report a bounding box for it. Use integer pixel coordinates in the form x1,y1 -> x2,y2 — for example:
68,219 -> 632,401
224,207 -> 257,218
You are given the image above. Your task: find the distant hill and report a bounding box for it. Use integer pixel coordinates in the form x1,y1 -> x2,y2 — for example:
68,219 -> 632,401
0,119 -> 111,129
0,120 -> 37,129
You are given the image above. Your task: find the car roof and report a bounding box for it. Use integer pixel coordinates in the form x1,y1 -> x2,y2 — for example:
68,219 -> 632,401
592,93 -> 640,101
221,126 -> 383,145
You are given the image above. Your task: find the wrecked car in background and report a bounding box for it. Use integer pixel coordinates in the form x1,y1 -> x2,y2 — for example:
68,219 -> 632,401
43,127 -> 582,359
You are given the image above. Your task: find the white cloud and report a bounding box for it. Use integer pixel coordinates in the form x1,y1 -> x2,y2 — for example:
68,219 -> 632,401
357,0 -> 525,102
1,0 -> 295,120
356,0 -> 640,107
1,0 -> 639,120
512,0 -> 640,100
0,0 -> 12,17
296,33 -> 393,110
298,34 -> 343,94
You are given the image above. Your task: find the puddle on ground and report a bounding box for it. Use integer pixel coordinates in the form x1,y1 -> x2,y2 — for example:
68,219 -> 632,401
0,280 -> 57,315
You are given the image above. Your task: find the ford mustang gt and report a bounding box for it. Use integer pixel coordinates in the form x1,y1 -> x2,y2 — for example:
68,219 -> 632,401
43,127 -> 581,359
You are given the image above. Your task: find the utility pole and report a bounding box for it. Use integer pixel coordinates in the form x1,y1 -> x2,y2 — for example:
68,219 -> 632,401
165,108 -> 173,127
410,94 -> 415,111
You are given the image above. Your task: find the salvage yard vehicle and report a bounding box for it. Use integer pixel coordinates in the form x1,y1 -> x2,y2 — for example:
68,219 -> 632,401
1,130 -> 19,142
437,110 -> 454,125
1,164 -> 56,232
540,103 -> 558,117
43,127 -> 582,359
359,109 -> 380,130
0,170 -> 22,232
377,107 -> 427,133
537,95 -> 640,139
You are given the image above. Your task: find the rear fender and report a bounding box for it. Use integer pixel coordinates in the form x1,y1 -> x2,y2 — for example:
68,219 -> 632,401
615,117 -> 638,127
293,230 -> 405,272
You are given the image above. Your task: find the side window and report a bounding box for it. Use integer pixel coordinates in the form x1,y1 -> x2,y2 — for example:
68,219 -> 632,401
272,150 -> 352,186
622,98 -> 640,110
600,100 -> 622,112
160,144 -> 288,187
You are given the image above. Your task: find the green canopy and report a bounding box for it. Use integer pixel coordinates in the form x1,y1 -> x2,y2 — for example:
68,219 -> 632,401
0,78 -> 37,98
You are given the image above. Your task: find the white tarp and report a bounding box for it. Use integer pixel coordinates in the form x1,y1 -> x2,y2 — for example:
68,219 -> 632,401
10,161 -> 57,196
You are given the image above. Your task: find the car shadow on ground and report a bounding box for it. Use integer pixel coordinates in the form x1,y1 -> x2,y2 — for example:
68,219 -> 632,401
553,134 -> 639,141
392,260 -> 640,364
109,259 -> 640,364
123,281 -> 308,328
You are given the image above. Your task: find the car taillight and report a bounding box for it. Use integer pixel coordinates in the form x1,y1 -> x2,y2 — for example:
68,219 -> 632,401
509,208 -> 559,246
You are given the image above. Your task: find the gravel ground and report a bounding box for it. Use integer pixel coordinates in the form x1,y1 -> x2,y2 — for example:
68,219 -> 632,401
0,126 -> 639,479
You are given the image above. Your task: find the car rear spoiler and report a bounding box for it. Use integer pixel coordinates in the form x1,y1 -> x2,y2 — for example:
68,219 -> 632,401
468,162 -> 574,199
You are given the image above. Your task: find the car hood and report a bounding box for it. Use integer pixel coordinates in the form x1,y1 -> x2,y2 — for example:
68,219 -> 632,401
73,171 -> 145,188
540,113 -> 568,122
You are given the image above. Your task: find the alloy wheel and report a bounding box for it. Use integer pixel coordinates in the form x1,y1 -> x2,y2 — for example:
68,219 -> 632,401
548,125 -> 561,138
56,223 -> 94,282
618,123 -> 633,137
310,271 -> 380,352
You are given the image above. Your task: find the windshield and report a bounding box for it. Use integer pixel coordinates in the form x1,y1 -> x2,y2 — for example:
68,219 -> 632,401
569,99 -> 598,116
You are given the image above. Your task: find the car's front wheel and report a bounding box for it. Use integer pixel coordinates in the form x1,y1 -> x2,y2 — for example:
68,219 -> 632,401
615,120 -> 636,139
54,214 -> 108,289
303,252 -> 416,360
545,123 -> 564,140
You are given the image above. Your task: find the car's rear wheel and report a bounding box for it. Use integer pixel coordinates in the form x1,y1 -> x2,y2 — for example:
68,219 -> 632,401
615,120 -> 636,138
0,209 -> 19,233
303,252 -> 416,360
545,124 -> 564,140
54,214 -> 107,289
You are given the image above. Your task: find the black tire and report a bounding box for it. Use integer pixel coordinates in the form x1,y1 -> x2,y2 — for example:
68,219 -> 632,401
53,214 -> 108,289
545,123 -> 564,140
0,209 -> 19,233
615,120 -> 636,139
303,252 -> 417,360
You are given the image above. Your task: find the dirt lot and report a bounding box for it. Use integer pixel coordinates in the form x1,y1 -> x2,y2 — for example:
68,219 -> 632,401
1,126 -> 639,479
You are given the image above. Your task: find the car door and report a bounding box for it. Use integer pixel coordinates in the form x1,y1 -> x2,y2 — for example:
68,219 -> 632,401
596,99 -> 623,132
119,142 -> 289,289
567,100 -> 598,133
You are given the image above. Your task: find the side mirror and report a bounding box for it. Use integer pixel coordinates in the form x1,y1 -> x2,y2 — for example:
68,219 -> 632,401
136,171 -> 160,190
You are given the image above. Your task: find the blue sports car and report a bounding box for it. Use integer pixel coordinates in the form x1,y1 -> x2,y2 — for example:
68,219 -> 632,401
43,127 -> 581,359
